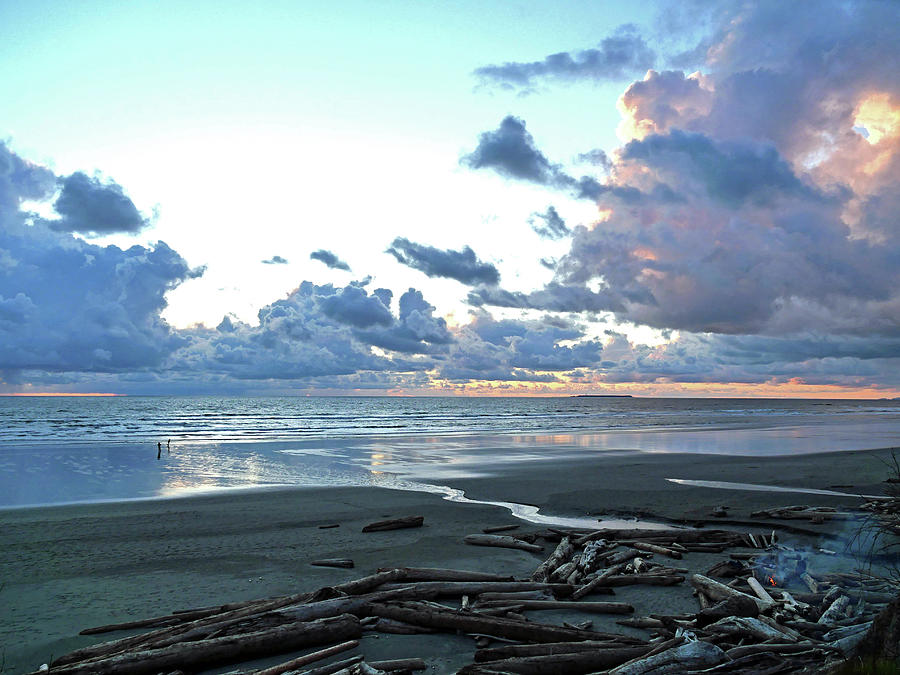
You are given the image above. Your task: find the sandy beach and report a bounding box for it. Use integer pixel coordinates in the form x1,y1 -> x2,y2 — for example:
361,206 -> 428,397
2,442 -> 896,673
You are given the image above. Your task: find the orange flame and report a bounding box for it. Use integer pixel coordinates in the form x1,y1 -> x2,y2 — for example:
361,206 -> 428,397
767,577 -> 777,587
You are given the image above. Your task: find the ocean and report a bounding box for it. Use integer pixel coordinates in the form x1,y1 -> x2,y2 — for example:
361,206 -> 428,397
2,396 -> 899,510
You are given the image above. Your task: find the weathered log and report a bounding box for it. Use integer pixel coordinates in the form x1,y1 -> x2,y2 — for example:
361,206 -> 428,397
324,662 -> 385,675
472,604 -> 526,617
822,621 -> 873,643
571,563 -> 626,600
475,600 -> 634,614
459,646 -> 651,674
645,565 -> 689,575
476,590 -> 555,602
366,601 -> 635,644
577,528 -> 742,544
482,524 -> 520,534
252,640 -> 359,675
602,548 -> 642,566
531,537 -> 573,582
381,567 -> 513,582
608,639 -> 727,674
464,534 -> 543,553
45,614 -> 362,675
751,507 -> 858,521
58,588 -> 341,666
695,595 -> 759,627
704,615 -> 797,642
297,656 -> 365,675
725,641 -> 833,659
746,576 -> 776,604
818,595 -> 851,625
333,569 -> 405,595
616,617 -> 665,629
596,574 -> 684,587
379,581 -> 573,597
362,516 -> 424,532
690,574 -> 773,612
311,559 -> 354,569
632,542 -> 682,559
801,572 -> 820,593
367,658 -> 426,672
79,614 -> 184,635
366,618 -> 435,634
680,543 -> 728,553
550,561 -> 578,583
476,639 -> 644,662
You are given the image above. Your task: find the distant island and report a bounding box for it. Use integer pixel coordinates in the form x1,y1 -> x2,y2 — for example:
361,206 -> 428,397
572,394 -> 633,398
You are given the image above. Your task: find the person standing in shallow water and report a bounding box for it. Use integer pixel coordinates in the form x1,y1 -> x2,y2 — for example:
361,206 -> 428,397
157,442 -> 161,460
167,439 -> 170,453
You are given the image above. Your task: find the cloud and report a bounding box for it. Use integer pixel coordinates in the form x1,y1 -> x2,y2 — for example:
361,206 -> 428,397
440,312 -> 604,382
462,116 -> 671,206
471,0 -> 900,349
0,144 -> 202,375
319,283 -> 393,328
387,237 -> 500,286
0,142 -> 56,214
171,282 -> 452,383
474,25 -> 654,90
575,149 -> 612,171
529,206 -> 570,239
620,129 -> 824,208
262,255 -> 288,265
49,171 -> 149,235
310,249 -> 351,271
0,221 -> 201,372
461,116 -> 572,186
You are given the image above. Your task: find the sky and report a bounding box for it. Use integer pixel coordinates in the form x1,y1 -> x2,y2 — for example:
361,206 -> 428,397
1,0 -> 899,397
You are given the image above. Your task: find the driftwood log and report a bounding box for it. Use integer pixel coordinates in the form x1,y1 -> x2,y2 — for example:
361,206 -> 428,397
458,647 -> 651,674
253,640 -> 360,675
362,516 -> 424,532
365,601 -> 632,643
380,567 -> 513,582
44,614 -> 361,675
463,534 -> 544,553
531,537 -> 573,582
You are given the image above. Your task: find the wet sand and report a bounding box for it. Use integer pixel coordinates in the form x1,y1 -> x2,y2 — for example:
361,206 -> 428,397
1,445 -> 896,673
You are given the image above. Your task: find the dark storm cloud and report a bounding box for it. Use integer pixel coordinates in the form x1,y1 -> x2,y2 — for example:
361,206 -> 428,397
319,284 -> 393,328
468,282 -> 624,313
0,145 -> 203,376
387,237 -> 500,286
462,117 -> 672,206
461,116 -> 572,187
575,149 -> 612,171
171,282 -> 452,383
49,172 -> 149,235
0,142 -> 56,213
440,312 -> 604,382
0,220 -> 202,372
529,206 -> 570,240
310,249 -> 351,271
469,0 -> 900,365
355,288 -> 453,354
474,25 -> 655,90
262,255 -> 288,265
620,130 -> 825,208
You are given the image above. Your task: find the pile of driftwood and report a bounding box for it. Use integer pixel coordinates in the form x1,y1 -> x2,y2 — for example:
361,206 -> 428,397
34,518 -> 899,675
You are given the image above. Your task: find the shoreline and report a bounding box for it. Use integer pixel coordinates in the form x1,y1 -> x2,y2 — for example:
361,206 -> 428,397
2,445 -> 897,672
3,417 -> 900,511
